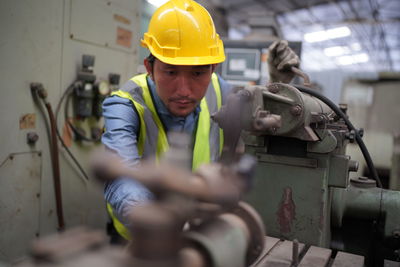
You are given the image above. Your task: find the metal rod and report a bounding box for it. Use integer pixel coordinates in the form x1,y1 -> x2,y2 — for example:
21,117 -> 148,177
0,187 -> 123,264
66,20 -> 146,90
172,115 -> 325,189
292,239 -> 299,266
263,90 -> 295,104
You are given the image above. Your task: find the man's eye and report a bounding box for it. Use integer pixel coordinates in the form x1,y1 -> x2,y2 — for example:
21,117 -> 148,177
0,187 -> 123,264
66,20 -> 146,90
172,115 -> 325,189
193,71 -> 205,77
165,70 -> 176,75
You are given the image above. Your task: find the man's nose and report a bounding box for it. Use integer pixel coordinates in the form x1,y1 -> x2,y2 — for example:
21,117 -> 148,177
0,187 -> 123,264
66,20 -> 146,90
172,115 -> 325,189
176,75 -> 191,96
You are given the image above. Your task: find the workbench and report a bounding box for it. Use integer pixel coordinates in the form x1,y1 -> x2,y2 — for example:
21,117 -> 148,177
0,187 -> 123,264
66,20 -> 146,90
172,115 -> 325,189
253,237 -> 364,267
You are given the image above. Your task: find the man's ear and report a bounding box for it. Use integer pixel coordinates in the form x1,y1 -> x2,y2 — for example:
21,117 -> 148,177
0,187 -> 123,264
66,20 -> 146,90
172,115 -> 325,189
144,58 -> 154,79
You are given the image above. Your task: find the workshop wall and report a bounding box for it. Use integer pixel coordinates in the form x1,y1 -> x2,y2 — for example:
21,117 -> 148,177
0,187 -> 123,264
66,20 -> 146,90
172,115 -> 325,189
0,0 -> 141,262
342,77 -> 400,188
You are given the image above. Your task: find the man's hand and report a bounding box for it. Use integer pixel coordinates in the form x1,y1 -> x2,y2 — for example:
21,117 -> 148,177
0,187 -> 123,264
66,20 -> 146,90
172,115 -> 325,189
268,40 -> 300,84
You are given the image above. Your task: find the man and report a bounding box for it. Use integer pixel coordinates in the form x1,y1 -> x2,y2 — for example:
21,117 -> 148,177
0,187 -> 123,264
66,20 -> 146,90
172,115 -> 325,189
102,0 -> 299,241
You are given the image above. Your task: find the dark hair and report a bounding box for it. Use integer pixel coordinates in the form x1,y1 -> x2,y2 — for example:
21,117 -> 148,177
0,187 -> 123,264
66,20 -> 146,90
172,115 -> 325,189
146,53 -> 156,67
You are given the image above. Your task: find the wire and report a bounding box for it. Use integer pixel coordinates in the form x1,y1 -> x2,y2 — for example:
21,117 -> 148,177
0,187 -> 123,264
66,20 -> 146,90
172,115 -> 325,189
63,90 -> 99,142
293,84 -> 383,188
55,82 -> 90,180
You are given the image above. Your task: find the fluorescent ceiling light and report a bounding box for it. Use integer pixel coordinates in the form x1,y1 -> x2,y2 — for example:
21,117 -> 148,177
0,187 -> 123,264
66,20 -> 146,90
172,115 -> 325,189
350,43 -> 362,51
304,30 -> 329,42
326,27 -> 351,39
353,53 -> 369,62
304,26 -> 351,43
324,46 -> 350,57
336,53 -> 369,65
146,0 -> 169,7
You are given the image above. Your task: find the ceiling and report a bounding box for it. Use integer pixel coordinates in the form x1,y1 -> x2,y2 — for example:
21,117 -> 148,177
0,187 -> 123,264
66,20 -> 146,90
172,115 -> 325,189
214,0 -> 400,72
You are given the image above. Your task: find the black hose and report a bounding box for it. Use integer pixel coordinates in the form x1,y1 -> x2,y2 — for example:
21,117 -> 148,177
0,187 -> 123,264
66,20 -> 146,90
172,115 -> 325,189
293,84 -> 382,188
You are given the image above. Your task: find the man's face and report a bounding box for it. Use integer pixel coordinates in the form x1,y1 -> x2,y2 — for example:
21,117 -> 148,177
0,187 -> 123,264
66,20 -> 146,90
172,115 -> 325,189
145,58 -> 216,117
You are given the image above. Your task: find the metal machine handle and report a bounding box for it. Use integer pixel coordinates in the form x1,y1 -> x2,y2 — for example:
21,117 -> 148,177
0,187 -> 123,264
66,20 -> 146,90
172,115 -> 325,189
291,66 -> 311,87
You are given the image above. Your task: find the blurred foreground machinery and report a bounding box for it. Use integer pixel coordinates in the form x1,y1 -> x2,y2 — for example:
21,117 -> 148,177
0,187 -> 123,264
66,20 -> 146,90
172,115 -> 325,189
17,134 -> 266,267
15,133 -> 365,267
212,74 -> 400,266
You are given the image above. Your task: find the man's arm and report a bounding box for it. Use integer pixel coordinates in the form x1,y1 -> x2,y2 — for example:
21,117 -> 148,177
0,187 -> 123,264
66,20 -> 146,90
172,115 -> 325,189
268,40 -> 300,84
102,96 -> 154,227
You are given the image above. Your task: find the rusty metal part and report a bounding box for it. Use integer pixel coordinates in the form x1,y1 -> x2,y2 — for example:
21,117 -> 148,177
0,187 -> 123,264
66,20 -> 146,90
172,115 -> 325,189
90,136 -> 263,267
92,153 -> 253,206
290,67 -> 311,87
231,202 -> 266,265
179,247 -> 209,267
92,153 -> 205,197
211,89 -> 253,164
253,110 -> 282,132
129,203 -> 183,267
183,203 -> 263,267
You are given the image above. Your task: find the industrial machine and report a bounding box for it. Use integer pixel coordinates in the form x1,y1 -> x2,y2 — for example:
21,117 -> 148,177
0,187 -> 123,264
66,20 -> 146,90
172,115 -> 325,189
15,133 -> 365,267
212,70 -> 400,266
16,133 -> 267,267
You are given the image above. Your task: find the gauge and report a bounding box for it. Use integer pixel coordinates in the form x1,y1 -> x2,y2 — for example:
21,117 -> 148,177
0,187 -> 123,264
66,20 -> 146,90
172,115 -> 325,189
98,80 -> 110,96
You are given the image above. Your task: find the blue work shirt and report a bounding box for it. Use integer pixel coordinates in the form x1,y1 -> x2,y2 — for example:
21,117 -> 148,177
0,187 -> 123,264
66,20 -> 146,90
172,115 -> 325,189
102,74 -> 231,227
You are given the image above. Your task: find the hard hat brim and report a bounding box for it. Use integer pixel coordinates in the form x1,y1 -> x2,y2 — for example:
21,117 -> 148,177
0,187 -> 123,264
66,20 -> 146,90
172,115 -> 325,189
142,41 -> 225,66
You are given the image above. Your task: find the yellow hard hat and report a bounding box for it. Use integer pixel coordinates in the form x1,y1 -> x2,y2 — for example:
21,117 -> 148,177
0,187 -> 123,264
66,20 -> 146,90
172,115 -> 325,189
141,0 -> 225,65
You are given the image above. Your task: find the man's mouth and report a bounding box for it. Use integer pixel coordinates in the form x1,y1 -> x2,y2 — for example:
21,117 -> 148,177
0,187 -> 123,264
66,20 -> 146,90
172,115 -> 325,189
175,100 -> 192,104
170,98 -> 196,106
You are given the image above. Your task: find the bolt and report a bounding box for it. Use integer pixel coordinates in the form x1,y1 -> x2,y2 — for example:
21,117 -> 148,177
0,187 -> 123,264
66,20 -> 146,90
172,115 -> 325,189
27,132 -> 39,145
268,84 -> 280,93
345,130 -> 356,143
9,155 -> 14,160
290,105 -> 302,116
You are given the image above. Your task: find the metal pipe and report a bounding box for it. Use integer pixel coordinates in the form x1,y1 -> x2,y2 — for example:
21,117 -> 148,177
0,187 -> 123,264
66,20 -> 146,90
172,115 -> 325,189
31,83 -> 65,231
44,101 -> 65,231
332,184 -> 400,237
263,90 -> 295,105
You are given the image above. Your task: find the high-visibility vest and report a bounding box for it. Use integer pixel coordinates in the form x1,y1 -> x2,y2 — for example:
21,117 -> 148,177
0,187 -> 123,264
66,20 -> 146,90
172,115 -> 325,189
107,73 -> 224,240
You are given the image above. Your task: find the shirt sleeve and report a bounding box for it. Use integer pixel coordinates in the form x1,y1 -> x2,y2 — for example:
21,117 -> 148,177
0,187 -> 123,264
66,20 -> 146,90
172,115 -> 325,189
102,95 -> 154,228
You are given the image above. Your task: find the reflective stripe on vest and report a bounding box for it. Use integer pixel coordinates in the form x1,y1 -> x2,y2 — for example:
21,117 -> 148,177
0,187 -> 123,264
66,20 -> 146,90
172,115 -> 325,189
107,73 -> 223,239
106,202 -> 131,240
